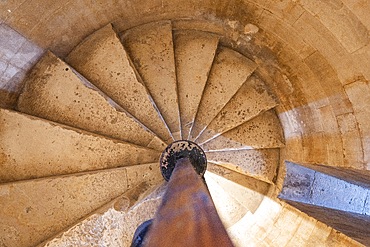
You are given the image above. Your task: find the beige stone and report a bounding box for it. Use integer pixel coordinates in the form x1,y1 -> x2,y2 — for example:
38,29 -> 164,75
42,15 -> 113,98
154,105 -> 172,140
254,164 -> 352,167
298,0 -> 369,53
189,46 -> 257,140
0,1 -> 367,244
337,113 -> 364,168
206,163 -> 270,207
205,169 -> 268,213
0,163 -> 162,247
0,108 -> 160,182
344,80 -> 370,169
196,75 -> 279,144
206,149 -> 280,184
205,172 -> 249,228
66,24 -> 172,143
41,183 -> 166,247
172,18 -> 225,34
174,30 -> 219,139
201,110 -> 284,151
16,51 -> 165,150
121,21 -> 181,140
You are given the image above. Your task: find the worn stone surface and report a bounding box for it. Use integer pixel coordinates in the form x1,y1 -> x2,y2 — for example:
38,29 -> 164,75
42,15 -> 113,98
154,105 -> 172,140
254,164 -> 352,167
0,23 -> 44,108
41,183 -> 166,247
16,52 -> 165,150
205,170 -> 267,213
206,149 -> 280,184
207,163 -> 270,213
0,163 -> 162,247
0,1 -> 369,244
201,110 -> 285,151
121,21 -> 181,140
196,75 -> 278,144
0,108 -> 160,182
174,30 -> 219,139
189,46 -> 257,140
66,24 -> 172,143
205,172 -> 249,228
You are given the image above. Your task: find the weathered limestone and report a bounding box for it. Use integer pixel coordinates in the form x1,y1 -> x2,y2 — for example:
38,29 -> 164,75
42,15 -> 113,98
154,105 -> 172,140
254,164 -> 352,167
174,30 -> 219,139
121,21 -> 181,140
0,108 -> 160,182
205,172 -> 249,228
0,163 -> 162,247
206,149 -> 280,184
196,75 -> 278,144
66,24 -> 172,143
205,168 -> 269,213
41,183 -> 166,247
16,52 -> 165,150
189,47 -> 257,140
201,110 -> 285,151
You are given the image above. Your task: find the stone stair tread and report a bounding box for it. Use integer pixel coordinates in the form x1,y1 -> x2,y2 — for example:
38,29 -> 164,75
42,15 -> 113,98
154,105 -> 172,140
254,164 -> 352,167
0,108 -> 160,183
196,75 -> 279,144
16,51 -> 165,151
205,168 -> 268,214
205,172 -> 249,228
40,182 -> 166,247
227,211 -> 257,247
201,110 -> 285,151
189,46 -> 257,140
0,163 -> 162,247
66,24 -> 172,143
206,149 -> 280,184
174,30 -> 219,139
121,20 -> 181,140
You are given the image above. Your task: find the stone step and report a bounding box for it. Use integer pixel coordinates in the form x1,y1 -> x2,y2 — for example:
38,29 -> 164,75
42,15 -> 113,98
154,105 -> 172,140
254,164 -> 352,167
121,21 -> 181,140
206,149 -> 280,184
0,163 -> 162,247
173,30 -> 219,139
0,108 -> 160,183
189,46 -> 257,140
205,172 -> 249,228
66,24 -> 172,143
201,110 -> 285,151
196,75 -> 279,144
227,211 -> 257,247
16,51 -> 165,151
40,182 -> 166,247
205,166 -> 269,214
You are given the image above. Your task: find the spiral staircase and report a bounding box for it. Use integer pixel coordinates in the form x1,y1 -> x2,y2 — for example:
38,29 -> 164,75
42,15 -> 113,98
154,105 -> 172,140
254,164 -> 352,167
0,16 -> 365,247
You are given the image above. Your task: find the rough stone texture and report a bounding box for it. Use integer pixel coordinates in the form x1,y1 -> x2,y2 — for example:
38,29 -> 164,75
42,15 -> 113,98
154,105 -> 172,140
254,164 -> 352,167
41,183 -> 166,247
206,149 -> 280,184
121,21 -> 181,140
66,24 -> 172,143
286,201 -> 370,246
189,46 -> 257,140
280,161 -> 370,245
201,110 -> 285,151
0,163 -> 162,247
174,30 -> 219,139
207,163 -> 270,213
206,170 -> 265,215
344,80 -> 370,170
205,172 -> 249,228
16,52 -> 165,150
280,162 -> 370,215
0,108 -> 160,182
196,75 -> 278,144
0,0 -> 369,244
0,23 -> 44,108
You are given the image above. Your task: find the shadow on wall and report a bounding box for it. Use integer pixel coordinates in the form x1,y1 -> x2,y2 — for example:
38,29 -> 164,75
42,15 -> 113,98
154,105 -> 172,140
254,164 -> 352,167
279,161 -> 370,246
0,23 -> 44,108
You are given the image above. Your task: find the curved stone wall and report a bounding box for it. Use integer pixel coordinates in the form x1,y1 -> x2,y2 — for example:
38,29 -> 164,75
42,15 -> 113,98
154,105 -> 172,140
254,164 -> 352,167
0,0 -> 369,245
